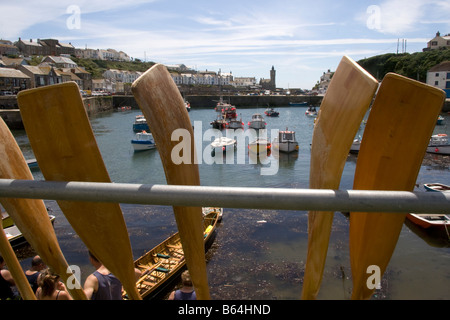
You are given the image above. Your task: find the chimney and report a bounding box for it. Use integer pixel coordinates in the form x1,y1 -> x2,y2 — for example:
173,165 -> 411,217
436,31 -> 440,37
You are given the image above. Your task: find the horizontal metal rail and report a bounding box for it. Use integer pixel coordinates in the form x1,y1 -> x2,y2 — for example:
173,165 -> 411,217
0,179 -> 449,214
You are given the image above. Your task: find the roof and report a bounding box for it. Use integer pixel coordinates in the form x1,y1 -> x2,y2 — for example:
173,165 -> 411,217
20,65 -> 52,75
429,61 -> 450,72
44,56 -> 77,65
0,68 -> 30,79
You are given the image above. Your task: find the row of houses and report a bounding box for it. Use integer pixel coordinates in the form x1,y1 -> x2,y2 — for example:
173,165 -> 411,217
0,55 -> 92,94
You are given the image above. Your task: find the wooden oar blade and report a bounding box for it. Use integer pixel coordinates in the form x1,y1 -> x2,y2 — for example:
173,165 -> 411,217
0,117 -> 86,300
132,64 -> 210,300
350,73 -> 446,299
17,82 -> 141,300
302,56 -> 378,299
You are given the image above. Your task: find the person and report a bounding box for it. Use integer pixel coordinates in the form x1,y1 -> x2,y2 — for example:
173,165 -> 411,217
0,255 -> 16,300
25,255 -> 46,293
84,251 -> 123,300
168,270 -> 196,300
35,269 -> 72,300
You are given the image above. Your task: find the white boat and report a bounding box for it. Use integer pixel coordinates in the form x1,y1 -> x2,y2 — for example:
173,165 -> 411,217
427,134 -> 450,155
227,117 -> 244,130
210,137 -> 236,156
131,131 -> 156,152
185,100 -> 191,112
272,129 -> 299,153
248,138 -> 271,155
305,106 -> 318,117
350,137 -> 362,154
248,113 -> 266,130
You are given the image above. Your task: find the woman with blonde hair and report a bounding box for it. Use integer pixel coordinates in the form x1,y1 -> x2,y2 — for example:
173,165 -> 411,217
36,269 -> 72,300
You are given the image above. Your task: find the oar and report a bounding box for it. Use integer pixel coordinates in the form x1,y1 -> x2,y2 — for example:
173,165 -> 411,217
301,56 -> 378,299
0,210 -> 36,300
131,64 -> 210,299
17,83 -> 141,300
0,117 -> 86,299
350,73 -> 445,300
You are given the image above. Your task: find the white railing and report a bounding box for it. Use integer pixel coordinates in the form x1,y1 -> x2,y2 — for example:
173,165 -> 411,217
1,179 -> 449,214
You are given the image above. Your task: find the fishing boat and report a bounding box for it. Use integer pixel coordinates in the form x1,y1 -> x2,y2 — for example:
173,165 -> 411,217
210,117 -> 228,130
133,115 -> 150,133
305,106 -> 318,117
289,101 -> 308,106
123,209 -> 220,300
436,115 -> 444,125
131,131 -> 156,152
248,138 -> 271,155
185,100 -> 191,112
272,129 -> 299,153
248,113 -> 266,130
227,117 -> 244,130
117,106 -> 132,112
3,215 -> 55,248
210,137 -> 237,156
426,134 -> 450,155
264,107 -> 279,117
406,213 -> 450,232
424,183 -> 450,192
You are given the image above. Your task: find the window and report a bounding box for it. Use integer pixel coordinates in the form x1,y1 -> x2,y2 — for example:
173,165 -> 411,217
436,73 -> 440,77
446,81 -> 450,89
435,81 -> 439,86
447,73 -> 450,79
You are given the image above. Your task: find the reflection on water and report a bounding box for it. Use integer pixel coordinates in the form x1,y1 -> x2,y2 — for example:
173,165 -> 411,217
12,106 -> 450,299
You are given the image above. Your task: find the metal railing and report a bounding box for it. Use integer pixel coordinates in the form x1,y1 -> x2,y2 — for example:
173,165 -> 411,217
1,179 -> 449,214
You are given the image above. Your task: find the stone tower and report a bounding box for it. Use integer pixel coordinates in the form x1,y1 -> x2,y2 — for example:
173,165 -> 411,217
270,66 -> 276,90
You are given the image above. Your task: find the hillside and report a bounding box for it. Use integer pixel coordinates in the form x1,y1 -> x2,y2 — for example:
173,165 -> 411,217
71,57 -> 156,79
357,49 -> 450,83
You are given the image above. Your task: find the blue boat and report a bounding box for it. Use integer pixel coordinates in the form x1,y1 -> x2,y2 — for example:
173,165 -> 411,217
133,115 -> 150,132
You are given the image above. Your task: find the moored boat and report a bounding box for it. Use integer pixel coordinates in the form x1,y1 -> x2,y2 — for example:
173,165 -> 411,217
248,138 -> 271,155
210,117 -> 228,130
123,209 -> 220,300
3,214 -> 55,248
131,131 -> 156,152
26,158 -> 38,170
272,129 -> 299,153
248,113 -> 266,130
227,117 -> 244,130
133,115 -> 150,132
210,137 -> 237,156
436,115 -> 444,125
349,137 -> 362,154
264,107 -> 279,117
305,106 -> 317,117
424,183 -> 450,192
426,134 -> 450,155
406,213 -> 450,231
185,100 -> 191,112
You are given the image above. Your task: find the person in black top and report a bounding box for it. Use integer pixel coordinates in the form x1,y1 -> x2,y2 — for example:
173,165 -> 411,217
25,255 -> 46,293
0,255 -> 16,300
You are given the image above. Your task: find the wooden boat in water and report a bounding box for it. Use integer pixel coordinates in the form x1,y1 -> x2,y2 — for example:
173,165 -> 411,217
248,138 -> 271,155
424,183 -> 450,192
123,208 -> 221,300
406,213 -> 450,232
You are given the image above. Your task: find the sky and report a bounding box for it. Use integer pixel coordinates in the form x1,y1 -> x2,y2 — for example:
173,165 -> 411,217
1,0 -> 450,89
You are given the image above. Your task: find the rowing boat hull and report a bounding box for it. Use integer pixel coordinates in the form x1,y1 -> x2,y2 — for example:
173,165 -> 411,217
406,213 -> 450,230
424,183 -> 450,192
125,209 -> 220,300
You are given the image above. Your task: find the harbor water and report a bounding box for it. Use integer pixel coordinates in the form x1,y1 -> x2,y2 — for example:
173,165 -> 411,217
12,105 -> 450,300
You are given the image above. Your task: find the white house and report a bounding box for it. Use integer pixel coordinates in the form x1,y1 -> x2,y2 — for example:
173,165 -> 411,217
426,61 -> 450,97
